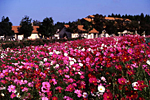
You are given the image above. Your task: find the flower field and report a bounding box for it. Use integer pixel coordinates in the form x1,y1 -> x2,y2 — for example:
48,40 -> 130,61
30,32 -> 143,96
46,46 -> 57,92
0,35 -> 150,100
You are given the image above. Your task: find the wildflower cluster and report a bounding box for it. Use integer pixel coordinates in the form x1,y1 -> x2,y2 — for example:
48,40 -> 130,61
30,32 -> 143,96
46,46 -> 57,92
0,35 -> 150,100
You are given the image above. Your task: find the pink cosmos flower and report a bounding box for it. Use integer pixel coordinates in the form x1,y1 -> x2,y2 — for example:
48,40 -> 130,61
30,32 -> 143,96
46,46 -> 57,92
41,86 -> 49,93
80,75 -> 85,79
0,73 -> 4,79
10,93 -> 16,99
8,85 -> 16,93
47,91 -> 52,97
41,82 -> 50,93
52,79 -> 57,85
65,75 -> 70,78
22,87 -> 28,92
89,77 -> 97,85
55,86 -> 63,93
58,69 -> 63,75
101,76 -> 106,82
127,48 -> 133,54
131,63 -> 138,68
118,77 -> 127,85
63,96 -> 73,100
86,57 -> 90,62
74,89 -> 82,97
52,96 -> 58,100
42,82 -> 50,88
28,82 -> 33,87
65,84 -> 75,92
41,97 -> 49,100
103,91 -> 113,100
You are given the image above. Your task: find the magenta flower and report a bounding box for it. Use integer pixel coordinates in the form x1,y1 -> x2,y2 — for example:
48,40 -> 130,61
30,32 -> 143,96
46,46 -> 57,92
22,87 -> 28,92
47,91 -> 52,97
7,85 -> 16,93
0,73 -> 4,79
41,96 -> 49,100
41,82 -> 50,93
28,82 -> 33,87
74,89 -> 82,97
10,93 -> 16,99
55,86 -> 63,93
89,77 -> 97,85
127,48 -> 133,54
63,96 -> 73,100
118,77 -> 127,85
52,79 -> 57,85
42,82 -> 50,88
65,84 -> 75,92
103,91 -> 113,100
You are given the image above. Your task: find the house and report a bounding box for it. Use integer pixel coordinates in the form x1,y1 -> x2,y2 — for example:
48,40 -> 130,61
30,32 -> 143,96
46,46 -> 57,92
118,30 -> 134,36
58,25 -> 71,39
12,26 -> 40,40
58,25 -> 99,39
28,26 -> 39,40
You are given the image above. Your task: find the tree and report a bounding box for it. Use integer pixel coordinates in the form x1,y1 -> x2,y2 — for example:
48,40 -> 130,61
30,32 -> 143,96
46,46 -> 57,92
33,20 -> 41,26
93,14 -> 104,34
19,16 -> 33,39
66,21 -> 78,33
126,21 -> 139,32
0,16 -> 14,38
83,21 -> 93,33
38,17 -> 54,39
54,22 -> 65,33
105,21 -> 117,35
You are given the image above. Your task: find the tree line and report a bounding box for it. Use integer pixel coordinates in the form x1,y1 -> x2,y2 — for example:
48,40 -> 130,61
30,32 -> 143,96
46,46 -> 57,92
0,16 -> 61,40
65,13 -> 150,36
107,13 -> 150,35
0,13 -> 150,40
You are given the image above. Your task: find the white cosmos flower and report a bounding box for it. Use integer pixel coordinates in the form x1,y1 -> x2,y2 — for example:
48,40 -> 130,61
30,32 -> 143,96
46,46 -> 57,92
132,82 -> 138,90
16,68 -> 19,71
13,89 -> 17,93
101,44 -> 104,47
79,63 -> 83,67
69,61 -> 74,66
98,85 -> 105,93
100,47 -> 103,50
54,50 -> 60,54
78,72 -> 81,75
39,61 -> 44,66
64,53 -> 68,56
0,87 -> 6,90
81,48 -> 85,51
72,58 -> 77,62
101,76 -> 106,82
146,60 -> 150,65
1,93 -> 4,96
53,64 -> 59,69
43,58 -> 47,62
49,52 -> 53,55
16,93 -> 21,98
82,92 -> 88,98
72,67 -> 76,71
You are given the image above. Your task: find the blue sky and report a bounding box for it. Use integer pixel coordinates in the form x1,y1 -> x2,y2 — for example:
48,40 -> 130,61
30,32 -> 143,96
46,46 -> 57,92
0,0 -> 150,25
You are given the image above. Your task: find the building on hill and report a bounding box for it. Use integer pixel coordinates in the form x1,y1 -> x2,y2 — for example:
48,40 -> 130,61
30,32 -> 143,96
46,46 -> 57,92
12,26 -> 40,40
59,25 -> 72,39
82,15 -> 131,23
118,30 -> 134,36
58,24 -> 99,39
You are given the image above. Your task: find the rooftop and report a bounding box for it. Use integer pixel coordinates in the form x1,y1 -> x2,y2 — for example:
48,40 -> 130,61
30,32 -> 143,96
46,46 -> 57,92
12,26 -> 39,34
